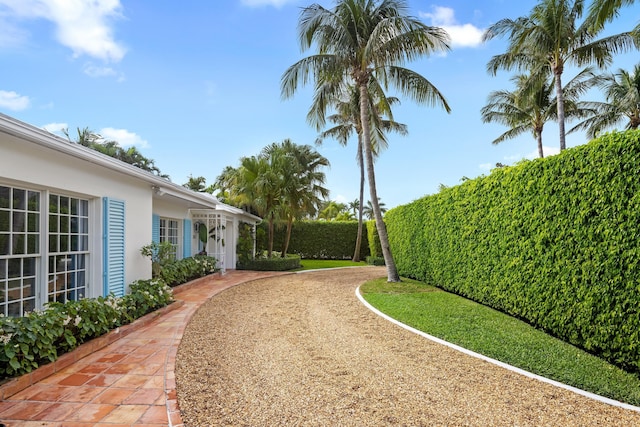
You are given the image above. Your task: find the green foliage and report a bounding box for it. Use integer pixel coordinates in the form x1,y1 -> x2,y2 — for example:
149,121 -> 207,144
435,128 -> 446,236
140,241 -> 176,278
299,259 -> 366,270
237,253 -> 301,271
365,256 -> 385,266
159,255 -> 219,287
236,222 -> 255,265
365,220 -> 381,258
386,130 -> 640,374
361,277 -> 640,406
257,221 -> 370,260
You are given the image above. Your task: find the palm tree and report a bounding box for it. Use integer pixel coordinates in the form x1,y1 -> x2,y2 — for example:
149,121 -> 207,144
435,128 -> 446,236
363,198 -> 387,220
281,0 -> 450,282
481,69 -> 595,157
262,139 -> 330,257
588,0 -> 639,33
483,0 -> 636,151
315,84 -> 407,261
570,63 -> 640,137
318,200 -> 348,220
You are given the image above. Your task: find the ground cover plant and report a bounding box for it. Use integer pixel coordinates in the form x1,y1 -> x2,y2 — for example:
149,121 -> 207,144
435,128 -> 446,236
360,277 -> 640,407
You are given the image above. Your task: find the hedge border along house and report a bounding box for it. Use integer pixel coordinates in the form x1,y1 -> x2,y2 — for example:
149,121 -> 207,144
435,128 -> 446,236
385,130 -> 640,374
0,113 -> 260,317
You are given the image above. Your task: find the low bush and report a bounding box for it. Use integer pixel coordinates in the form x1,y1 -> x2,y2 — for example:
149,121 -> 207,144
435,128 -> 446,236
366,256 -> 385,266
238,253 -> 301,271
159,255 -> 218,287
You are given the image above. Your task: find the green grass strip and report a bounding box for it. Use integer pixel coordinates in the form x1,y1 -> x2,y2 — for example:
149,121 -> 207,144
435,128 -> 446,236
298,259 -> 367,270
360,277 -> 640,407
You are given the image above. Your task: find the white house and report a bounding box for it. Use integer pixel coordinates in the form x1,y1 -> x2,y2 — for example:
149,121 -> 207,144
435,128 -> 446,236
0,113 -> 260,317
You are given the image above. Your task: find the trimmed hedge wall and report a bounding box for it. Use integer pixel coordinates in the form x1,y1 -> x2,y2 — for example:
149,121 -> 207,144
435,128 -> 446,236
386,130 -> 640,374
237,254 -> 301,271
257,221 -> 371,260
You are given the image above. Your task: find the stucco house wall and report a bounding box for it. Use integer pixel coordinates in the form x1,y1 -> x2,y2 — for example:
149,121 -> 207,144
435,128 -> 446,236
0,113 -> 260,317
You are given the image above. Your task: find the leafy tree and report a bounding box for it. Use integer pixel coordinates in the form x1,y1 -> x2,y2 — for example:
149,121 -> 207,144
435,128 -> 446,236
281,0 -> 450,281
588,0 -> 640,34
483,0 -> 636,151
318,200 -> 348,220
570,63 -> 640,137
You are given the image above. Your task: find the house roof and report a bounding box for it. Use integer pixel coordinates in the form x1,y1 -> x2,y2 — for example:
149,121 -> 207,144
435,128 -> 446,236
0,113 -> 261,223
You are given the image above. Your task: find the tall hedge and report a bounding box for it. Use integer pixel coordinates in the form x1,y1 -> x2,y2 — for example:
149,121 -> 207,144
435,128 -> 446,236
386,130 -> 640,373
257,221 -> 370,260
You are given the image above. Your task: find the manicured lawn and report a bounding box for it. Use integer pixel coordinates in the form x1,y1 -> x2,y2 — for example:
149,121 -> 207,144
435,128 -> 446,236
298,259 -> 368,270
360,277 -> 640,407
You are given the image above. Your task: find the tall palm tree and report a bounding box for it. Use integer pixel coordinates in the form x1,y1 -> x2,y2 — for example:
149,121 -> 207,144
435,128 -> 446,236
315,84 -> 407,261
363,198 -> 387,220
481,69 -> 595,157
570,63 -> 640,137
483,0 -> 636,151
281,0 -> 450,282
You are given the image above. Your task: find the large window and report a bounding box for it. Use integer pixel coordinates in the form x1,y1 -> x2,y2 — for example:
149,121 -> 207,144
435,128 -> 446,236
48,194 -> 89,303
160,217 -> 179,260
0,186 -> 40,316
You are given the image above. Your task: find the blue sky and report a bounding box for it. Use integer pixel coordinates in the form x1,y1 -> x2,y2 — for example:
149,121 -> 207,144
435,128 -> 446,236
1,0 -> 639,209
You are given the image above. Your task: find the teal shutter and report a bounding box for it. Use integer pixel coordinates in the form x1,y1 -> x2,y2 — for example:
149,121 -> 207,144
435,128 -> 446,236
103,198 -> 125,297
152,214 -> 160,243
183,219 -> 192,258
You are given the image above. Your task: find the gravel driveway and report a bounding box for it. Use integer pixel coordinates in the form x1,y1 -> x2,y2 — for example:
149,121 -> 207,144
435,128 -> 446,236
175,267 -> 640,426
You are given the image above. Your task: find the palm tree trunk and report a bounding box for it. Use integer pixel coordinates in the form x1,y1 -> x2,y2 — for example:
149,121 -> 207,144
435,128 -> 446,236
554,67 -> 567,151
281,217 -> 293,257
352,136 -> 365,262
536,130 -> 544,158
359,83 -> 400,282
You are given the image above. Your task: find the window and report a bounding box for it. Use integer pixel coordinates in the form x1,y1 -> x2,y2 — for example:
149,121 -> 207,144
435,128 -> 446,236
47,194 -> 89,303
160,218 -> 179,260
0,186 -> 40,316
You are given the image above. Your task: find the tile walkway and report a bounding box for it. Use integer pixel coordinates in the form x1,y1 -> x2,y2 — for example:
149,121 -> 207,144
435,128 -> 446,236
0,270 -> 290,426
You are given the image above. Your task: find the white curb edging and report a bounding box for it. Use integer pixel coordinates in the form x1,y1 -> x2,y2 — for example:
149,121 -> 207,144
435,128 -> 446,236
355,285 -> 640,413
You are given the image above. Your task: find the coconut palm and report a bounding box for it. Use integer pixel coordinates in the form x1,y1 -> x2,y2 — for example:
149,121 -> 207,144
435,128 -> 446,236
363,198 -> 387,220
588,0 -> 639,33
481,68 -> 596,157
570,63 -> 640,137
281,0 -> 450,281
483,0 -> 636,151
262,139 -> 330,257
315,84 -> 407,261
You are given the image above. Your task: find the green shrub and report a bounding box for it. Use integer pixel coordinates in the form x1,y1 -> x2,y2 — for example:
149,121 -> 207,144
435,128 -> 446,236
366,256 -> 385,266
238,253 -> 301,271
386,130 -> 640,374
159,255 -> 218,287
366,220 -> 381,258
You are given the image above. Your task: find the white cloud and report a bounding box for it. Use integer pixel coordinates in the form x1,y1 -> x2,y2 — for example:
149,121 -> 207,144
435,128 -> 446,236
42,122 -> 68,135
83,63 -> 125,81
420,6 -> 484,48
0,90 -> 30,110
0,0 -> 126,62
240,0 -> 297,7
100,127 -> 149,148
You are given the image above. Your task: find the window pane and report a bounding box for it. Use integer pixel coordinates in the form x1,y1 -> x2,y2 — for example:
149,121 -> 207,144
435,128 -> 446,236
13,235 -> 25,255
71,217 -> 78,233
71,235 -> 78,251
49,234 -> 58,252
28,191 -> 39,211
23,298 -> 35,313
60,235 -> 69,252
8,259 -> 21,278
60,216 -> 69,233
49,214 -> 58,233
27,212 -> 39,232
0,186 -> 9,209
27,234 -> 38,253
13,189 -> 25,210
8,279 -> 20,300
8,302 -> 20,317
0,259 -> 5,279
71,198 -> 78,215
0,210 -> 9,232
49,194 -> 59,213
12,212 -> 25,232
60,196 -> 69,214
0,234 -> 8,256
80,217 -> 88,233
23,278 -> 34,297
80,200 -> 88,217
23,258 -> 36,276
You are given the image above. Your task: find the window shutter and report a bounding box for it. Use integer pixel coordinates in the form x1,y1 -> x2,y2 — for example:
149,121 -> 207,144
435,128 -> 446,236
152,214 -> 160,243
103,198 -> 125,297
183,219 -> 192,258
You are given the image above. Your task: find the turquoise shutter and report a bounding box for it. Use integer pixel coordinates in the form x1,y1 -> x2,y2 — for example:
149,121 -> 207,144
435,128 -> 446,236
183,219 -> 192,258
152,214 -> 160,243
103,198 -> 125,297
